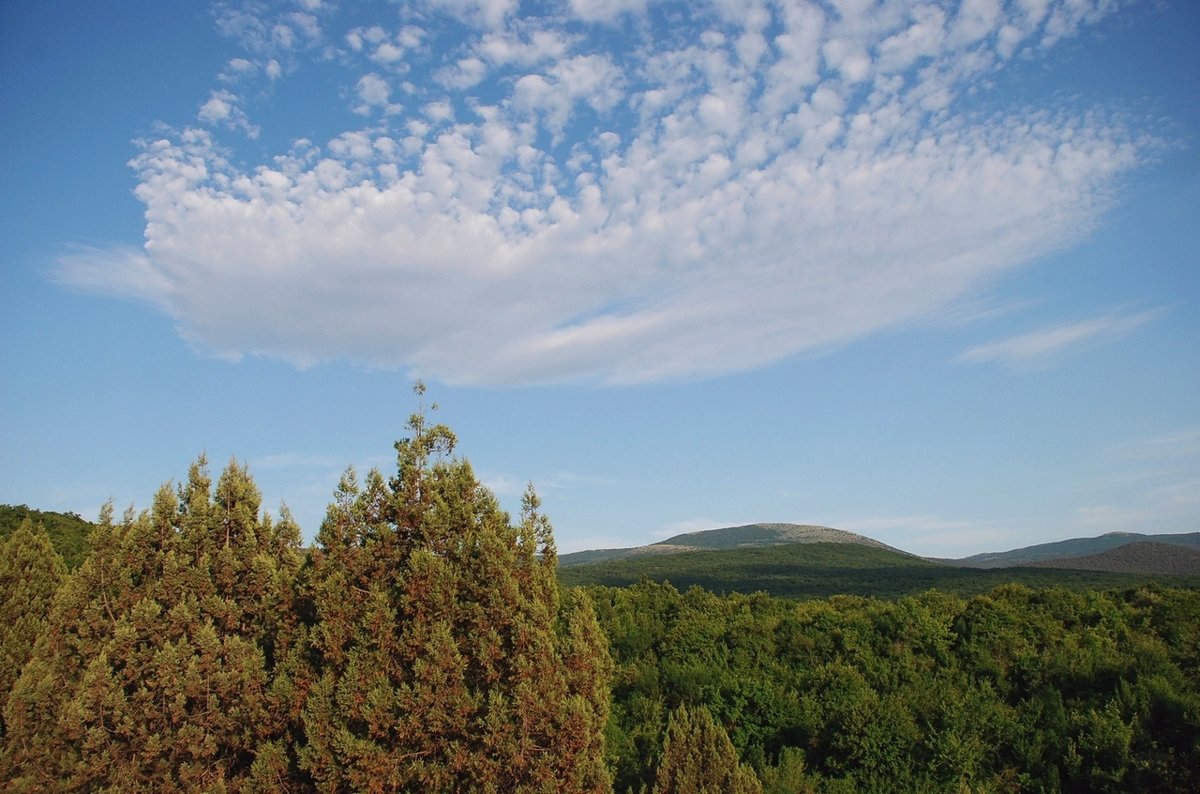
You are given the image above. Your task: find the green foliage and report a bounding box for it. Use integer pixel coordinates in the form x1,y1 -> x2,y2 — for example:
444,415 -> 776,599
590,581 -> 1200,793
2,389 -> 1196,792
297,389 -> 612,792
0,504 -> 94,570
758,747 -> 816,794
651,703 -> 760,794
1,459 -> 305,791
559,541 -> 1200,599
0,519 -> 67,737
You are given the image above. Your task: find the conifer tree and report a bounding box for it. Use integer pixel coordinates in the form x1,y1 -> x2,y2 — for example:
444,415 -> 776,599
1,458 -> 304,792
0,518 -> 67,737
299,386 -> 612,792
652,704 -> 762,794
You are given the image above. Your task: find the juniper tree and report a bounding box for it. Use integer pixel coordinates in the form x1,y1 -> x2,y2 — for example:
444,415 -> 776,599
0,518 -> 67,737
1,459 -> 304,792
652,703 -> 761,794
298,389 -> 612,792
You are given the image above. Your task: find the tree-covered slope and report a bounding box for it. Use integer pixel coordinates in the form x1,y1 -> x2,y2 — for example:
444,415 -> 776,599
558,541 -> 1200,600
1030,541 -> 1200,575
0,504 -> 93,569
953,531 -> 1200,568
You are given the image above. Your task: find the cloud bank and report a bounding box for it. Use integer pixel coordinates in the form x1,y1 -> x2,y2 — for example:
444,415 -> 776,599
59,0 -> 1154,385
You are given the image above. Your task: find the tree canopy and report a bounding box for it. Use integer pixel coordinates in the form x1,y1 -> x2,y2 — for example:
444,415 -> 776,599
1,459 -> 305,791
298,391 -> 612,792
0,518 -> 67,738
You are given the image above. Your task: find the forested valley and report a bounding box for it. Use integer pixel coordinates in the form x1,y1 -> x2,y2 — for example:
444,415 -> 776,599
2,406 -> 1198,792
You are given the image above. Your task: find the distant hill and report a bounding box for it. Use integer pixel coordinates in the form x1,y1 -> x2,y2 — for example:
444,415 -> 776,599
557,540 -> 1198,600
560,541 -> 945,598
1029,541 -> 1200,576
559,522 -> 903,567
952,531 -> 1200,569
0,504 -> 94,569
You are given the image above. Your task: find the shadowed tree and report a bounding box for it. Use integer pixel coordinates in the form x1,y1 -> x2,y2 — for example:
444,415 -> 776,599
299,386 -> 612,792
0,459 -> 304,792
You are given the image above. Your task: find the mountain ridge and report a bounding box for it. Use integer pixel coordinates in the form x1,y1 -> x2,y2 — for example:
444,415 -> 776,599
560,522 -> 1200,575
951,531 -> 1200,569
1028,541 -> 1200,576
558,522 -> 905,567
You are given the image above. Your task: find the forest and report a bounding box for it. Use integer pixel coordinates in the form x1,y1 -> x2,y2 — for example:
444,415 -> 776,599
2,403 -> 1198,792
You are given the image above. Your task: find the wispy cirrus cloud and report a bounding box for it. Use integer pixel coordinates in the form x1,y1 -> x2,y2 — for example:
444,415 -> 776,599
957,307 -> 1163,371
57,0 -> 1162,386
1112,426 -> 1200,461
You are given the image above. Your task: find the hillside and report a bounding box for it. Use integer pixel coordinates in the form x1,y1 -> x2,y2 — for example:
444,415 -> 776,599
556,540 -> 1199,600
559,522 -> 901,567
1030,541 -> 1200,576
952,531 -> 1200,568
0,504 -> 94,569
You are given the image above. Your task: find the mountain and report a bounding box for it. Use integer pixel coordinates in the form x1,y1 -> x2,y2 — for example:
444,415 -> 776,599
1029,541 -> 1200,576
559,541 -> 949,598
558,523 -> 903,567
951,531 -> 1200,569
557,540 -> 1198,600
557,523 -> 1200,599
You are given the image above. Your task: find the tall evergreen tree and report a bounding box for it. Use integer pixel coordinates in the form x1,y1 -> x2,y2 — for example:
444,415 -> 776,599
1,459 -> 304,792
652,704 -> 761,794
299,387 -> 612,792
0,518 -> 67,737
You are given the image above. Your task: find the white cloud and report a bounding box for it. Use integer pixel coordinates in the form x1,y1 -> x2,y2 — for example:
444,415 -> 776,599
63,0 -> 1157,386
477,28 -> 574,67
512,54 -> 623,138
426,0 -> 518,30
354,73 -> 403,115
54,245 -> 175,313
197,90 -> 235,124
957,308 -> 1163,370
436,56 -> 488,89
219,57 -> 258,82
567,0 -> 651,23
216,5 -> 323,56
949,0 -> 1003,47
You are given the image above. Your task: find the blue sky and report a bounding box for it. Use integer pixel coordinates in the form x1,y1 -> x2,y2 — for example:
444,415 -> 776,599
2,0 -> 1197,557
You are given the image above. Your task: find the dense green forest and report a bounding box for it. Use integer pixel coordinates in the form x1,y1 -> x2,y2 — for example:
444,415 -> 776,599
589,581 -> 1200,792
2,400 -> 1198,791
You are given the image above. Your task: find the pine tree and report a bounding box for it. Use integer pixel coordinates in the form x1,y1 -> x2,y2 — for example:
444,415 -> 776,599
652,704 -> 762,794
1,458 -> 304,792
0,518 -> 67,737
299,386 -> 612,792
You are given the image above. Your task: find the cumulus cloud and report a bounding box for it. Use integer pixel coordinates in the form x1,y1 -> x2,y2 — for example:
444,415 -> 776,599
353,72 -> 403,115
197,89 -> 260,137
60,0 -> 1159,386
